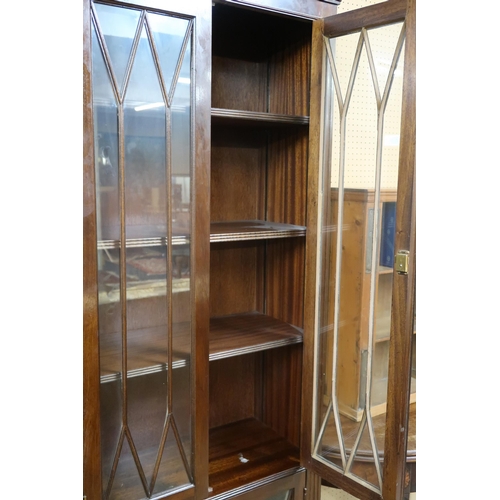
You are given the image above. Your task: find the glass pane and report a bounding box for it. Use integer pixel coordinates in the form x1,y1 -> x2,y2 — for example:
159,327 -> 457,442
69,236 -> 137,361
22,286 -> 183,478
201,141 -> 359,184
408,313 -> 416,459
124,24 -> 167,239
171,29 -> 193,470
94,3 -> 141,95
147,12 -> 190,101
92,18 -> 123,495
313,21 -> 406,494
265,490 -> 293,500
92,23 -> 120,243
92,3 -> 194,497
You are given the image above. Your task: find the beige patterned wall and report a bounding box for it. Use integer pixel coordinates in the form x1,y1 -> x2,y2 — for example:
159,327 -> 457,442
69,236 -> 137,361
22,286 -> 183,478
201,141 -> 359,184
329,1 -> 404,190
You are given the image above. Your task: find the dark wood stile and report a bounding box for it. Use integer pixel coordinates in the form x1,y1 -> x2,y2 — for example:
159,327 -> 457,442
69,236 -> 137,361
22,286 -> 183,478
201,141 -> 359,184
301,14 -> 323,465
382,0 -> 416,498
83,0 -> 103,498
188,3 -> 212,499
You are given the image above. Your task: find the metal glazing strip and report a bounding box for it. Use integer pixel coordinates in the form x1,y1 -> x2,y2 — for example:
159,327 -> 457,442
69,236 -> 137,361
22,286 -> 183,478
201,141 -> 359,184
324,29 -> 365,470
97,236 -> 190,250
345,23 -> 406,491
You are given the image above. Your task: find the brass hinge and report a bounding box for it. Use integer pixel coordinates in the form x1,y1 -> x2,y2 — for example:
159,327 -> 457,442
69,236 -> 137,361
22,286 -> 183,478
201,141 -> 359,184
394,250 -> 410,275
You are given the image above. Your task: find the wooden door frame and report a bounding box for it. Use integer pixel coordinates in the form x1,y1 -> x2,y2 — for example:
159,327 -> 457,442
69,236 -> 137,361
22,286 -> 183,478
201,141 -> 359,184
83,0 -> 102,497
302,1 -> 416,499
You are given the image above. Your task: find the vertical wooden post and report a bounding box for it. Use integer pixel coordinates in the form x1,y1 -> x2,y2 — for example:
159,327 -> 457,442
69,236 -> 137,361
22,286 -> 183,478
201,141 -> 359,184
83,0 -> 102,498
381,0 -> 416,498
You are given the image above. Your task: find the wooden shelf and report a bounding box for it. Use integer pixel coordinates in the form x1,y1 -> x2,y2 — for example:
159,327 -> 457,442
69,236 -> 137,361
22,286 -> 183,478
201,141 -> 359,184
100,313 -> 302,382
210,220 -> 306,243
98,219 -> 191,249
99,324 -> 191,383
320,403 -> 416,463
209,418 -> 301,497
209,312 -> 303,361
98,220 -> 306,248
98,236 -> 189,251
100,439 -> 193,500
99,277 -> 189,304
211,108 -> 309,127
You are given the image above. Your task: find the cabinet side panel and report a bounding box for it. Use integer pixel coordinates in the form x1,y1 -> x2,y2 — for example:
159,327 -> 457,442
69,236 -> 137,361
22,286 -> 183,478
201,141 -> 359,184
262,344 -> 302,447
265,238 -> 305,328
266,128 -> 308,226
265,128 -> 308,328
268,25 -> 311,117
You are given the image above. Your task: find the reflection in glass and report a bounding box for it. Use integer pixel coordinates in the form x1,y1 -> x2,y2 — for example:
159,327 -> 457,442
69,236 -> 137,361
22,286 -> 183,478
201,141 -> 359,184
313,21 -> 406,494
92,3 -> 194,498
94,3 -> 141,94
171,32 -> 193,471
93,17 -> 123,491
265,490 -> 293,500
124,24 -> 167,239
148,12 -> 190,100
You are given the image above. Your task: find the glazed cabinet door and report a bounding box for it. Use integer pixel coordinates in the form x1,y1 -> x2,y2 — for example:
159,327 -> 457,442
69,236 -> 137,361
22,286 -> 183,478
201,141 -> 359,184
83,1 -> 211,499
302,1 -> 415,499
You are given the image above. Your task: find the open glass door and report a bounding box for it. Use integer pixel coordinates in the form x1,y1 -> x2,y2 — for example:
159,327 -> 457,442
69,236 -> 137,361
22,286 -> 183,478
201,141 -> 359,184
303,1 -> 415,499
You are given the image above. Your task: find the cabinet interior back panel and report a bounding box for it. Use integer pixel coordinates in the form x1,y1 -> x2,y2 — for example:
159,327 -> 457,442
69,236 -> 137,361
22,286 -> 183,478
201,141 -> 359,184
210,241 -> 265,317
211,127 -> 266,222
209,355 -> 262,428
212,56 -> 267,112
